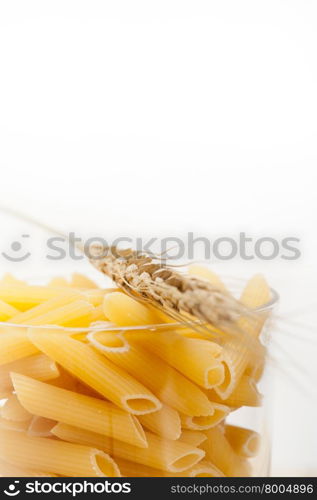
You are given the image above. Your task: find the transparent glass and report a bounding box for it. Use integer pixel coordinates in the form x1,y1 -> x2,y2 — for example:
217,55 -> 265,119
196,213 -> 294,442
0,275 -> 278,478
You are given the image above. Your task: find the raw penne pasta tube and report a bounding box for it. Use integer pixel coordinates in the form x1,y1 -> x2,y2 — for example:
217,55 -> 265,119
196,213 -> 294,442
178,430 -> 207,447
0,329 -> 38,366
10,290 -> 84,324
0,299 -> 19,321
188,265 -> 227,291
239,274 -> 272,337
28,416 -> 56,437
201,426 -> 251,477
88,331 -> 130,353
0,274 -> 25,286
0,416 -> 31,432
90,304 -> 108,322
138,405 -> 181,440
52,424 -> 204,473
0,459 -> 57,477
225,425 -> 261,458
20,300 -> 94,327
28,330 -> 161,415
213,333 -> 252,400
103,292 -> 162,326
180,402 -> 230,430
71,273 -> 98,289
0,354 -> 59,393
84,289 -> 110,306
116,458 -> 224,477
0,285 -> 77,311
208,375 -> 262,408
0,429 -> 121,477
128,330 -> 224,389
93,341 -> 213,417
12,373 -> 147,448
1,394 -> 32,422
187,460 -> 225,477
48,277 -> 70,288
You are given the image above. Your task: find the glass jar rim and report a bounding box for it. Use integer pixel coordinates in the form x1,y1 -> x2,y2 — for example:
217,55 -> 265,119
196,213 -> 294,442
0,277 -> 279,333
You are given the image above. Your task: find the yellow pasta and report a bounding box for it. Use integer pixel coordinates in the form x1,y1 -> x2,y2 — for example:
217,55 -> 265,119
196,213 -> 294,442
116,458 -> 224,477
12,373 -> 147,448
0,274 -> 25,286
201,426 -> 251,477
129,330 -> 224,389
0,329 -> 38,366
71,273 -> 98,289
0,284 -> 78,311
28,416 -> 56,437
10,290 -> 87,325
0,299 -> 19,321
225,425 -> 261,458
213,332 -> 253,400
28,330 -> 161,415
178,430 -> 207,447
52,424 -> 204,473
0,354 -> 59,393
188,265 -> 227,291
88,331 -> 130,353
1,394 -> 32,422
208,375 -> 262,408
138,405 -> 181,440
0,459 -> 57,477
103,292 -> 161,326
23,300 -> 94,327
90,304 -> 108,322
0,429 -> 121,477
92,340 -> 214,417
0,416 -> 31,432
48,277 -> 70,288
180,402 -> 230,430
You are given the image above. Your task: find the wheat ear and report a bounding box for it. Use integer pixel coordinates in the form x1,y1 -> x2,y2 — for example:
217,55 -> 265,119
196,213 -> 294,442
88,245 -> 247,332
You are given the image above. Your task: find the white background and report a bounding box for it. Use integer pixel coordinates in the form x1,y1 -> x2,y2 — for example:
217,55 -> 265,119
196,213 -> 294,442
0,1 -> 316,476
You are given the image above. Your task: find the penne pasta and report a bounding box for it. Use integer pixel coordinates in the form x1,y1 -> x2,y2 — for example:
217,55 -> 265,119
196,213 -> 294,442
71,273 -> 98,289
188,265 -> 227,291
116,458 -> 224,477
93,341 -> 214,417
178,430 -> 207,447
0,285 -> 79,311
48,277 -> 70,288
1,394 -> 32,422
201,426 -> 251,477
0,354 -> 59,393
20,300 -> 94,327
138,405 -> 181,440
0,429 -> 121,477
28,330 -> 161,415
103,292 -> 162,326
128,330 -> 224,389
180,402 -> 230,430
9,290 -> 84,324
88,331 -> 130,353
52,424 -> 204,473
0,329 -> 38,366
0,299 -> 19,321
12,373 -> 148,448
208,375 -> 262,408
213,333 -> 253,400
0,416 -> 31,432
225,425 -> 261,458
28,416 -> 56,437
0,459 -> 57,477
0,274 -> 25,286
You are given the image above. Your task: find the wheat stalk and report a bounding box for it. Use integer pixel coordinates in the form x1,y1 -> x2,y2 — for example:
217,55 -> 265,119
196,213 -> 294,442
88,244 -> 247,332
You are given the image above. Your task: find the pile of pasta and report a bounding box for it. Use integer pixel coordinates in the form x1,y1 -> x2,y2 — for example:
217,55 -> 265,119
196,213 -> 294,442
0,268 -> 271,477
